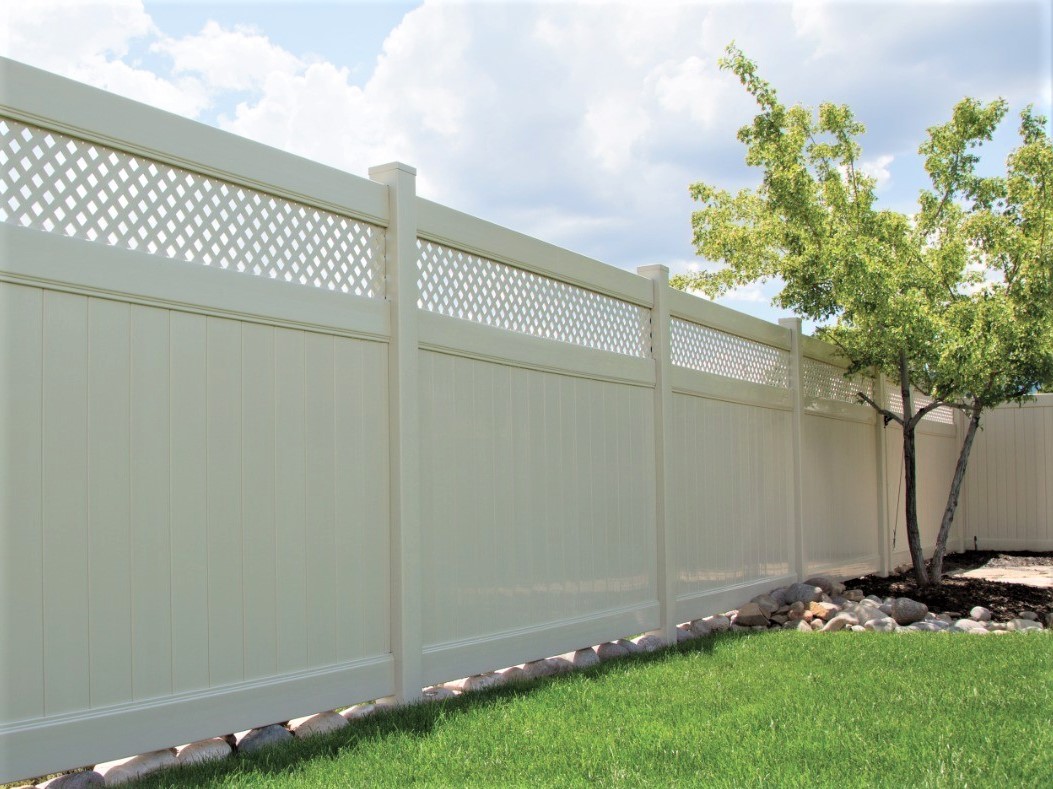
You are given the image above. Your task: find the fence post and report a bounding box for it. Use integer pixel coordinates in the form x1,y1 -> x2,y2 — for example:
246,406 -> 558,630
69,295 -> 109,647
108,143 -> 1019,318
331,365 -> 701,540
369,162 -> 423,703
873,373 -> 891,577
637,265 -> 677,644
779,317 -> 807,582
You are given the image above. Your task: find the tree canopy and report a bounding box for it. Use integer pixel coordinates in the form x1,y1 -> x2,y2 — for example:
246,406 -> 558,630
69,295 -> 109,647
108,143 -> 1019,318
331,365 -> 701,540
674,45 -> 1053,584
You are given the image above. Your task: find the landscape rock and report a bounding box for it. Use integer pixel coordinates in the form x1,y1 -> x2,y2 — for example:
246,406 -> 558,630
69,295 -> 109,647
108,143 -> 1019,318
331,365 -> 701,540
808,601 -> 840,621
804,576 -> 835,595
1008,619 -> 1043,632
596,641 -> 631,661
952,618 -> 988,632
463,671 -> 505,690
422,686 -> 459,701
569,647 -> 601,667
704,614 -> 732,633
891,597 -> 929,625
633,635 -> 665,652
95,749 -> 177,785
842,589 -> 865,602
236,725 -> 292,754
41,773 -> 104,788
500,666 -> 528,683
750,594 -> 780,618
289,711 -> 348,739
1018,611 -> 1039,621
547,657 -> 574,674
795,620 -> 813,632
821,614 -> 858,632
784,583 -> 824,605
342,703 -> 376,720
689,619 -> 712,637
617,638 -> 643,653
522,660 -> 557,680
733,602 -> 770,628
863,618 -> 897,632
676,627 -> 691,642
969,606 -> 992,622
175,738 -> 232,766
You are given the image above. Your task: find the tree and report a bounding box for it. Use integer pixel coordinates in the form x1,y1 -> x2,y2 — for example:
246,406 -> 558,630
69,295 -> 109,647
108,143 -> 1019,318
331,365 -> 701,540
673,45 -> 1053,586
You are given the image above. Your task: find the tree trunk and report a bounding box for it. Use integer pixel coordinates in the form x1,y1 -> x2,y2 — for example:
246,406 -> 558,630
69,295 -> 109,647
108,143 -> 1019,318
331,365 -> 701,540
899,353 -> 930,586
928,400 -> 983,582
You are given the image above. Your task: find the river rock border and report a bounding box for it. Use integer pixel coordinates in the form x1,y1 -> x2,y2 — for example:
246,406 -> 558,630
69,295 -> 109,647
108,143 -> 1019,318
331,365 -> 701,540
16,576 -> 1051,788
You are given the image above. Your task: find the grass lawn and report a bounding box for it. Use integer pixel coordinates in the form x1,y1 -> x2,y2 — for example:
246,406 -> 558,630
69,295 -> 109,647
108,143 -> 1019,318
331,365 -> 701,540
130,631 -> 1052,788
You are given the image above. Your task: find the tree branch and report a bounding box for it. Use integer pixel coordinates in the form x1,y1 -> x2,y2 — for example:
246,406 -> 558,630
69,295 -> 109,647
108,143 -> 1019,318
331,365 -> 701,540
857,391 -> 904,426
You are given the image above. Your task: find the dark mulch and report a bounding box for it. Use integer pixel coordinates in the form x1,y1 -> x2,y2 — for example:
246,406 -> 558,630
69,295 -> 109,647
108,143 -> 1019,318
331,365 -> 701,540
844,551 -> 1053,622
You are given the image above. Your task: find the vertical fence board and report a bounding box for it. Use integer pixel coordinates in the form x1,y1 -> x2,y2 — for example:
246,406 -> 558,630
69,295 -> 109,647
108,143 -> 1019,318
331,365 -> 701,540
305,333 -> 338,668
169,312 -> 210,694
87,299 -> 133,709
242,323 -> 278,679
0,283 -> 45,723
273,328 -> 308,674
42,291 -> 91,715
130,305 -> 173,701
205,317 -> 244,687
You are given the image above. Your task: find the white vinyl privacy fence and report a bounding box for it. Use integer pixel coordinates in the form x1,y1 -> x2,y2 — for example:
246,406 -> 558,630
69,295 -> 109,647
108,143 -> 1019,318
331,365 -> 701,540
1,58 -> 966,782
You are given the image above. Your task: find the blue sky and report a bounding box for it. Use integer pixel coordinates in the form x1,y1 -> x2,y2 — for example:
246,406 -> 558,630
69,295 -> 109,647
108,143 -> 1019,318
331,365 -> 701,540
3,0 -> 1051,326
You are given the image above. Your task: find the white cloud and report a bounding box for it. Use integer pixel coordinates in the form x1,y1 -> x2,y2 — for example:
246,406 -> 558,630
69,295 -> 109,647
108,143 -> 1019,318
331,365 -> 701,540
2,0 -> 1048,330
152,21 -> 304,93
860,154 -> 895,191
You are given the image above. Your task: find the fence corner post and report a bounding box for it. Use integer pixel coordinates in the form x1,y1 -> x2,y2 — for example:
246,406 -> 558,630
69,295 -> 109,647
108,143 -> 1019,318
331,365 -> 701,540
873,373 -> 891,577
778,317 -> 807,582
637,264 -> 677,645
369,161 -> 423,703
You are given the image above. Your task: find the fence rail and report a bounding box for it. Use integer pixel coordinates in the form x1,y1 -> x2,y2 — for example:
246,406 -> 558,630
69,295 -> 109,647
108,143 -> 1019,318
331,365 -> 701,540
0,57 -> 1015,783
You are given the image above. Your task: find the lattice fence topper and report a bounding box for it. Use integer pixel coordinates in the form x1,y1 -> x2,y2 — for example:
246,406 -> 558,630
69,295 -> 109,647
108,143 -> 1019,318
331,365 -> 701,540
670,318 -> 791,388
885,388 -> 956,425
801,356 -> 875,404
0,118 -> 385,297
417,240 -> 651,358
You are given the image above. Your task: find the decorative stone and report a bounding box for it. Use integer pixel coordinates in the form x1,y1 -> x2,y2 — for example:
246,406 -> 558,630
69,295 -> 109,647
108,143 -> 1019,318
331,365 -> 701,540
547,657 -> 574,674
616,638 -> 643,653
783,583 -> 824,605
342,703 -> 376,720
821,613 -> 858,632
1046,612 -> 1053,628
795,620 -> 813,632
675,627 -> 691,643
1008,618 -> 1043,632
704,614 -> 732,633
289,710 -> 348,739
952,618 -> 988,632
969,606 -> 992,622
463,671 -> 505,690
891,597 -> 928,625
842,589 -> 865,602
565,648 -> 599,667
42,773 -> 104,788
423,686 -> 459,701
633,635 -> 665,652
1018,611 -> 1040,621
810,619 -> 824,631
176,738 -> 233,766
597,641 -> 631,661
863,618 -> 897,632
501,666 -> 528,683
732,602 -> 769,628
804,576 -> 835,595
769,614 -> 788,625
750,594 -> 779,618
236,724 -> 293,754
849,625 -> 866,632
808,601 -> 839,621
689,619 -> 712,637
95,749 -> 177,785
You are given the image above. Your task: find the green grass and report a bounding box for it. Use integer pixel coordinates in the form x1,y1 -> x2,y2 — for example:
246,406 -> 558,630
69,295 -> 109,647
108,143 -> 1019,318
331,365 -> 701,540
127,631 -> 1052,787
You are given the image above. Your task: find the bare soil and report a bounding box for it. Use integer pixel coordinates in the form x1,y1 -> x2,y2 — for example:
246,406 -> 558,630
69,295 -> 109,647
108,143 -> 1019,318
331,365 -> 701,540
845,551 -> 1053,622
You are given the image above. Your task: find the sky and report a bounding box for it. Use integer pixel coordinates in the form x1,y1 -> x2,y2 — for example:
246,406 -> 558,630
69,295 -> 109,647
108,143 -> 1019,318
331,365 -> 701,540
2,0 -> 1051,326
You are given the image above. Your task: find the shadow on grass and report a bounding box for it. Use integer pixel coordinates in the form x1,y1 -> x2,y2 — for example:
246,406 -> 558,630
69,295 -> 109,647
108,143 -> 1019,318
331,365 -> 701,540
135,633 -> 734,788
